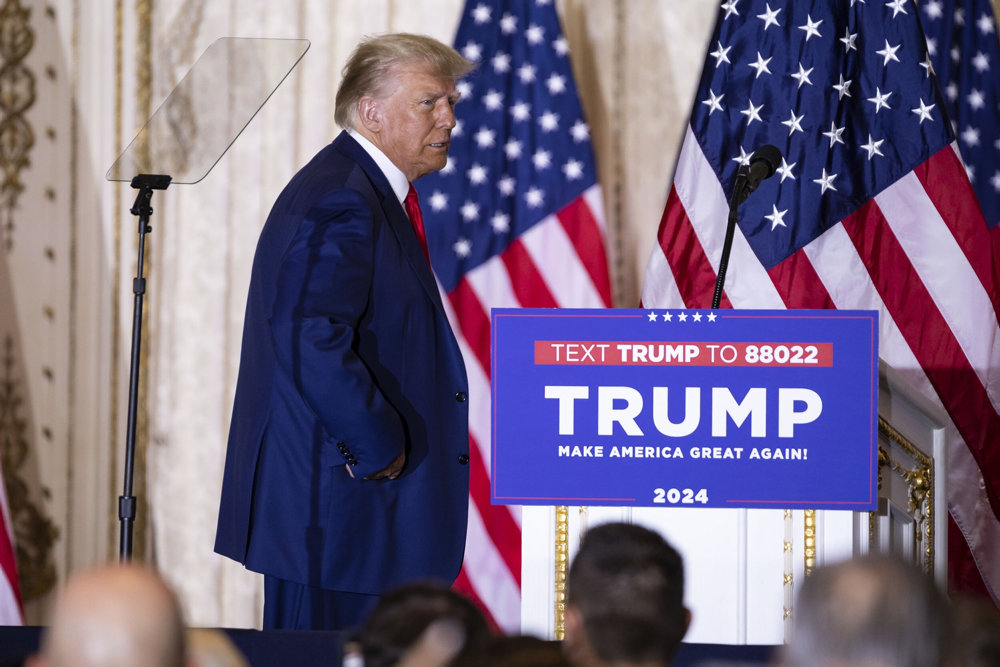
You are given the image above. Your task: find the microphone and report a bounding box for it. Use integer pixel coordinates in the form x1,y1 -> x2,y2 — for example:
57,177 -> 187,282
744,144 -> 782,194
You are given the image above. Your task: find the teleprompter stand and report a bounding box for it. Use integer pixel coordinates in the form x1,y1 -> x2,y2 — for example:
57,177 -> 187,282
107,37 -> 310,561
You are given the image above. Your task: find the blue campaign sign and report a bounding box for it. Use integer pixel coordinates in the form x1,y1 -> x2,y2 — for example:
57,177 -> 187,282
491,308 -> 878,510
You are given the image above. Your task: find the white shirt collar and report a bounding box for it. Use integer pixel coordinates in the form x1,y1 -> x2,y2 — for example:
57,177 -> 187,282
347,128 -> 409,205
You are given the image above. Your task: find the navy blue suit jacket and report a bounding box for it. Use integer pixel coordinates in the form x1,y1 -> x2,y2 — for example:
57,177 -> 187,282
215,132 -> 470,595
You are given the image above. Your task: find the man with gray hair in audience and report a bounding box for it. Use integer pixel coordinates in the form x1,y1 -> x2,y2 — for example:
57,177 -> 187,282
778,554 -> 956,667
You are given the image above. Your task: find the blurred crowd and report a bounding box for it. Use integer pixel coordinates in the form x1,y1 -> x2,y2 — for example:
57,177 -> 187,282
17,522 -> 1000,667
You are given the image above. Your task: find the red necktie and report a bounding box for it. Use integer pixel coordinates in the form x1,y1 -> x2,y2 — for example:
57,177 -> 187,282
404,183 -> 430,264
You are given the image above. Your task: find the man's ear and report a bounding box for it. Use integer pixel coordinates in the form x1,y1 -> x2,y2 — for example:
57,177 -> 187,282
358,97 -> 382,133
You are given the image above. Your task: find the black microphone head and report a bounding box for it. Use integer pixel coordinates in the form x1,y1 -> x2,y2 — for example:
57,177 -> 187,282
749,144 -> 783,178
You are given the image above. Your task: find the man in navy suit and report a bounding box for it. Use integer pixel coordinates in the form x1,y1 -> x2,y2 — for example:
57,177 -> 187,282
214,33 -> 475,631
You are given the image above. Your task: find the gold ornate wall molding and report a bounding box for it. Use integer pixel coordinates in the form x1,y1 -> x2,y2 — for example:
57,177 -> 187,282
0,335 -> 57,602
0,0 -> 35,252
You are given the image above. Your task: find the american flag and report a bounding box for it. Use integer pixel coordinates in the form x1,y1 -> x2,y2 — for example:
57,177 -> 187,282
919,0 -> 1000,231
417,0 -> 612,632
642,0 -> 1000,603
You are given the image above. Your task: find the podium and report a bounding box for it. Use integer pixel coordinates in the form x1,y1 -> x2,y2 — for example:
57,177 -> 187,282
518,364 -> 947,644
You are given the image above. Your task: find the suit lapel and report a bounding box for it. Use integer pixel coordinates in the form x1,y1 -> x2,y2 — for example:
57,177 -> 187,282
333,133 -> 447,314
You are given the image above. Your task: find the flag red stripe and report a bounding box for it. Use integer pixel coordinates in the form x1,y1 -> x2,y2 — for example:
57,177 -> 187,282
449,279 -> 493,378
660,189 -> 732,309
842,200 -> 1000,521
501,240 -> 559,308
556,198 -> 613,306
948,513 -> 994,599
913,147 -> 1000,320
766,248 -> 836,310
468,433 -> 522,586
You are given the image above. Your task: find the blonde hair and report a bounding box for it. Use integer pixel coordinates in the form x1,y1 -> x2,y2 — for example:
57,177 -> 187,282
334,33 -> 474,129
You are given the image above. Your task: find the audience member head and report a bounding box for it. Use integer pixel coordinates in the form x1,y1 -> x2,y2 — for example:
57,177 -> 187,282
951,593 -> 1000,667
32,562 -> 186,667
186,628 -> 247,667
452,634 -> 571,667
346,581 -> 492,667
563,522 -> 688,667
779,555 -> 954,667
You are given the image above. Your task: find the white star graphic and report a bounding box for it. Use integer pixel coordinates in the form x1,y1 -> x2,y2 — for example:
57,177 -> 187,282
453,237 -> 472,258
722,0 -> 739,19
707,313 -> 717,322
524,187 -> 545,208
570,120 -> 590,142
776,157 -> 796,182
920,53 -> 935,77
461,41 -> 483,62
833,74 -> 852,99
562,159 -> 584,180
518,63 -> 537,83
546,74 -> 567,94
467,163 -> 488,185
757,3 -> 782,30
790,63 -> 814,88
498,176 -> 515,196
510,102 -> 531,122
711,41 -> 732,67
841,28 -> 858,52
538,111 -> 560,132
500,12 -> 517,34
702,90 -> 725,115
472,3 -> 492,24
525,24 -> 545,45
822,122 -> 846,147
876,39 -> 902,66
741,100 -> 764,125
491,212 -> 510,234
911,99 -> 935,123
749,52 -> 773,78
782,109 -> 805,135
491,52 -> 511,73
663,312 -> 673,322
813,169 -> 838,194
886,0 -> 908,18
991,170 -> 1000,192
429,191 -> 448,212
460,201 -> 479,221
474,127 -> 496,148
799,15 -> 823,41
532,149 -> 552,170
860,134 -> 885,160
647,312 -> 658,322
692,313 -> 703,322
867,87 -> 892,113
732,146 -> 752,167
678,312 -> 688,322
968,89 -> 986,110
765,204 -> 788,230
482,89 -> 504,111
961,126 -> 981,147
553,37 -> 570,56
504,139 -> 522,160
924,0 -> 943,20
972,51 -> 990,73
978,12 -> 996,34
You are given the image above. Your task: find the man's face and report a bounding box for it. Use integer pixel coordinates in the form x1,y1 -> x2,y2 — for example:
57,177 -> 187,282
370,63 -> 460,182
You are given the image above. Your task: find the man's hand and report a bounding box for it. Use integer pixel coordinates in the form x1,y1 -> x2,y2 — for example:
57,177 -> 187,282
347,448 -> 406,481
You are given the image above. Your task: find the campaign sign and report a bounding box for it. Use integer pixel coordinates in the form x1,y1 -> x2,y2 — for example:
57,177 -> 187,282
491,308 -> 878,510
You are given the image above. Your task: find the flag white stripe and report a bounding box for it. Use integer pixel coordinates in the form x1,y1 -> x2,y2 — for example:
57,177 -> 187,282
466,254 -> 522,314
876,173 -> 1000,410
679,128 -> 785,309
521,214 -> 605,307
583,185 -> 608,235
641,245 -> 685,307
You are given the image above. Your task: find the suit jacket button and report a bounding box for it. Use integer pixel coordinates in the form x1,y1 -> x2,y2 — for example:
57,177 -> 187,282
458,454 -> 469,465
455,391 -> 467,402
